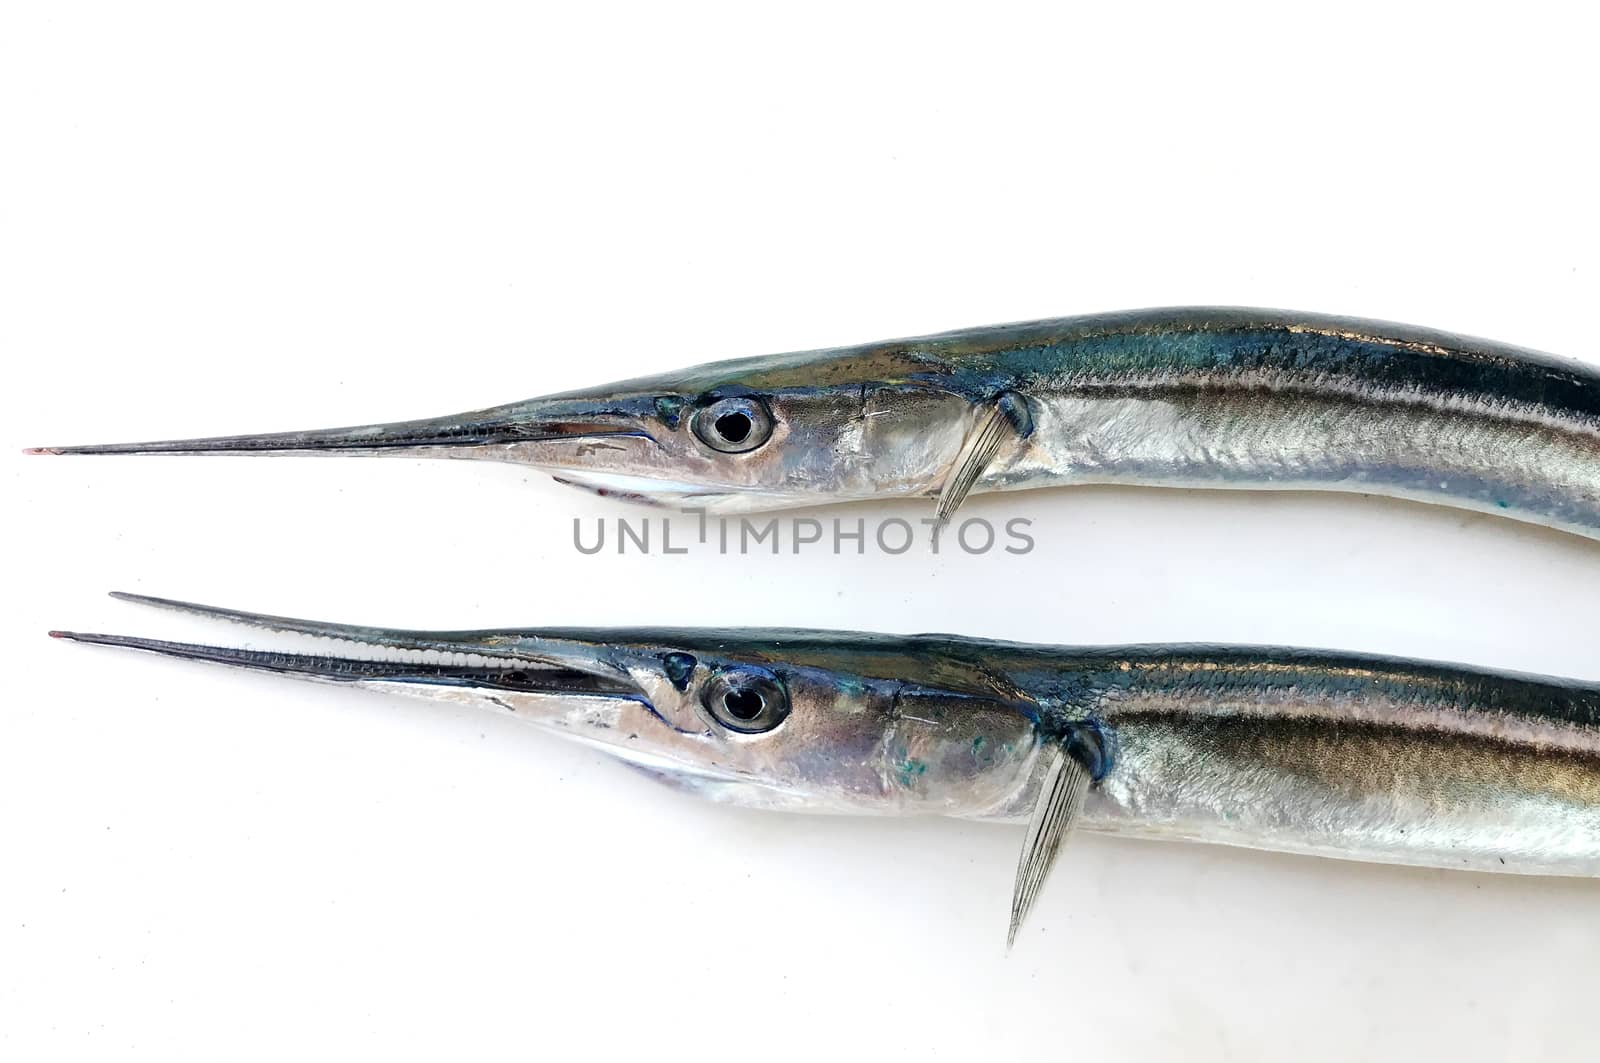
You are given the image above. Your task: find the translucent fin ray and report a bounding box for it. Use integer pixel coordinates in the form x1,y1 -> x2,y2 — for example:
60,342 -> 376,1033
935,391 -> 1030,527
1007,745 -> 1089,948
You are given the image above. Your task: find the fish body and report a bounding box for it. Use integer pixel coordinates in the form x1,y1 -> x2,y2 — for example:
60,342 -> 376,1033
1062,645 -> 1600,876
35,307 -> 1600,536
948,309 -> 1600,536
55,596 -> 1600,881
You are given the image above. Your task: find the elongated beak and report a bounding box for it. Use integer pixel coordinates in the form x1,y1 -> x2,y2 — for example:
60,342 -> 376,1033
50,592 -> 647,707
26,397 -> 656,459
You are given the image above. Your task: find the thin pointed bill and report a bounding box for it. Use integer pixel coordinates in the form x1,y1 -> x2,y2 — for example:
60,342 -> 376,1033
49,593 -> 648,715
26,397 -> 657,460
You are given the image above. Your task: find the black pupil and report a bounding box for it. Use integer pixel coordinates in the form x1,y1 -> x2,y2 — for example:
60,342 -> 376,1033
714,411 -> 752,443
722,687 -> 765,721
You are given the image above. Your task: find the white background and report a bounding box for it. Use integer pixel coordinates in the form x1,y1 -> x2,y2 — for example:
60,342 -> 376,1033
4,3 -> 1598,1060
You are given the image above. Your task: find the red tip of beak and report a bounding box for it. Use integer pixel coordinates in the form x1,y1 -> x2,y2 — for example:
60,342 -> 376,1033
23,447 -> 60,455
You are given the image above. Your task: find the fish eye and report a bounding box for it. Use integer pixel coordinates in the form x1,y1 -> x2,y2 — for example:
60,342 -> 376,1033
702,667 -> 789,733
691,396 -> 773,454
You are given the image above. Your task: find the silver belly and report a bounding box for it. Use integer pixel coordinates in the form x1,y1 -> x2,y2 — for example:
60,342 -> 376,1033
987,384 -> 1600,537
1063,669 -> 1600,875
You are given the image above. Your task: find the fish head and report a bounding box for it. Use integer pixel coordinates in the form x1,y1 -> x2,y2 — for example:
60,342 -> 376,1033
34,340 -> 985,512
482,627 -> 1048,816
56,598 -> 1047,817
476,341 -> 983,511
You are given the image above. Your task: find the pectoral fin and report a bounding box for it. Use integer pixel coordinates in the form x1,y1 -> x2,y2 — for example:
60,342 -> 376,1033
935,391 -> 1031,527
1007,744 -> 1090,949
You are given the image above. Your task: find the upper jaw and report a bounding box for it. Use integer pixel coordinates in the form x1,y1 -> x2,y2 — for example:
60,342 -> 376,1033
27,395 -> 660,461
50,592 -> 651,707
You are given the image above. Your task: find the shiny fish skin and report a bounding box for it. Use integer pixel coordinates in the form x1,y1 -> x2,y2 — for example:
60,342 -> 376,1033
1070,646 -> 1600,875
984,310 -> 1600,536
54,596 -> 1600,877
35,308 -> 1600,537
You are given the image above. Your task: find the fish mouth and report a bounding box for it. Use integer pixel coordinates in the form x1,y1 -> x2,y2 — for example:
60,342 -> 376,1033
49,592 -> 648,705
25,397 -> 657,459
49,593 -> 793,796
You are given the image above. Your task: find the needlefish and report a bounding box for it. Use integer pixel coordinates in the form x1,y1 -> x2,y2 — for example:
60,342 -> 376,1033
54,594 -> 1600,943
29,307 -> 1600,536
